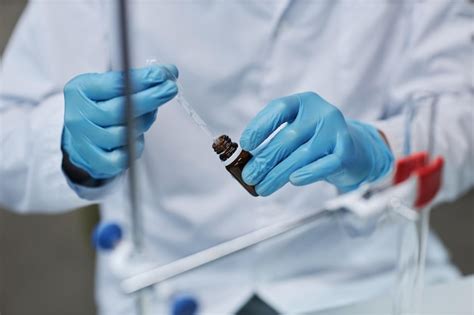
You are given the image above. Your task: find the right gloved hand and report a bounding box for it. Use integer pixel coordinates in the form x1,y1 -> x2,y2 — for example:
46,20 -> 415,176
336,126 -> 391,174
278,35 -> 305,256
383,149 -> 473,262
62,65 -> 178,180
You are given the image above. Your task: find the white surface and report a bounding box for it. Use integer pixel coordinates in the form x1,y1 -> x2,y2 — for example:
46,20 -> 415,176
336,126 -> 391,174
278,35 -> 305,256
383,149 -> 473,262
312,276 -> 474,315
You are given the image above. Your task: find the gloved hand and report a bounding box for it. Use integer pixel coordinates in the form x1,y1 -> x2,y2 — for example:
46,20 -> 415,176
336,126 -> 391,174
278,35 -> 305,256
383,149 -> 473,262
240,92 -> 393,196
62,65 -> 178,180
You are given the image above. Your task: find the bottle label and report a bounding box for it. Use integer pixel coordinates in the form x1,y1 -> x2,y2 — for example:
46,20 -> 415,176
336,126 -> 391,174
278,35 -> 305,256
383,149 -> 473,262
224,147 -> 242,166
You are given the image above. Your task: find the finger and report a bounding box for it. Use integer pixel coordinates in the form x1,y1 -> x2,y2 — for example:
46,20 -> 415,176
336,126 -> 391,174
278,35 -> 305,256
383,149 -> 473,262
90,80 -> 177,126
254,142 -> 317,196
289,154 -> 342,186
68,132 -> 127,178
240,94 -> 301,151
242,125 -> 303,185
254,133 -> 333,196
67,65 -> 179,101
241,115 -> 315,186
151,64 -> 179,80
99,113 -> 155,150
135,134 -> 145,160
69,111 -> 157,150
70,133 -> 146,179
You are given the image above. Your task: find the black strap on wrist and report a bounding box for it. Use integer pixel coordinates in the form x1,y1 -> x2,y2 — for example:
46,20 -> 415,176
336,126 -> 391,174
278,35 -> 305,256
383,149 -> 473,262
61,150 -> 109,188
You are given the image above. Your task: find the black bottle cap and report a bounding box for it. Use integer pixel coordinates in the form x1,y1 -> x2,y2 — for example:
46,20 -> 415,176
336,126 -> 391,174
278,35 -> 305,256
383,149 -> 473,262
212,135 -> 238,161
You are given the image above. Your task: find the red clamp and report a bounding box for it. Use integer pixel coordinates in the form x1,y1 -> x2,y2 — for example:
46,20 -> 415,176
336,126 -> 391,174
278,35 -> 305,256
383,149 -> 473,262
393,151 -> 444,210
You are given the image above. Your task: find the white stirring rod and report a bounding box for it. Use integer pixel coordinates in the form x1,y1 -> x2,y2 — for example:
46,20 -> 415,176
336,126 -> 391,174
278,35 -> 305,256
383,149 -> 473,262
121,209 -> 333,294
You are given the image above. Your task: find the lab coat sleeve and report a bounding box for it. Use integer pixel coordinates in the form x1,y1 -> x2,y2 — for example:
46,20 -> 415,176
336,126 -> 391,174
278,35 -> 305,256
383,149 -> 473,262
0,1 -> 118,213
372,0 -> 474,203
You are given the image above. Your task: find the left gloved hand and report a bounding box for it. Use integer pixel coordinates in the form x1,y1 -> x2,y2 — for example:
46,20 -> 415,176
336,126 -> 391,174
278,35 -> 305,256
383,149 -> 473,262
240,92 -> 393,196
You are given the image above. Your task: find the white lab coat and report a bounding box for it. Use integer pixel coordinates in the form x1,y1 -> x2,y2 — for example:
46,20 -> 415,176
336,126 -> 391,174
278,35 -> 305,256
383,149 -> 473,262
1,0 -> 473,314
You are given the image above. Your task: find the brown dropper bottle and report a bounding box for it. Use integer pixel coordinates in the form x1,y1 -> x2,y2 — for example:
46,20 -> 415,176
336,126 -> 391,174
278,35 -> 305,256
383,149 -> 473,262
212,135 -> 258,197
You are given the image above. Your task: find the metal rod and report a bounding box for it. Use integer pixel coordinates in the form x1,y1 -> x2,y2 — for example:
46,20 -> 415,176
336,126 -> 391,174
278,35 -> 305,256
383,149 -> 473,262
426,95 -> 438,158
118,0 -> 143,253
121,209 -> 333,294
117,0 -> 146,313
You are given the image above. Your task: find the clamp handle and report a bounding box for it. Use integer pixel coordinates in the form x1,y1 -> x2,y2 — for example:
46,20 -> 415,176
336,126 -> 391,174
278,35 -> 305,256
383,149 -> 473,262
393,151 -> 444,209
393,152 -> 428,184
414,157 -> 443,208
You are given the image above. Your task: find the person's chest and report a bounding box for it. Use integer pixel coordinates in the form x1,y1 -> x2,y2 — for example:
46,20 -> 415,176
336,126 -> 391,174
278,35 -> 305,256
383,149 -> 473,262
103,0 -> 410,199
106,0 -> 410,122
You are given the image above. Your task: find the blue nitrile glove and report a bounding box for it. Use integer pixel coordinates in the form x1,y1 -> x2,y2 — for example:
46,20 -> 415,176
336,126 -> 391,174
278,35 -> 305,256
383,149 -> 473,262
240,92 -> 393,196
62,65 -> 178,179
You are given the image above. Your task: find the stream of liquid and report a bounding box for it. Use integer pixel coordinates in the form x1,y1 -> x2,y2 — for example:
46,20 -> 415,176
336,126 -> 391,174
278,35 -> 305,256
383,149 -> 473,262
174,82 -> 215,139
146,59 -> 216,140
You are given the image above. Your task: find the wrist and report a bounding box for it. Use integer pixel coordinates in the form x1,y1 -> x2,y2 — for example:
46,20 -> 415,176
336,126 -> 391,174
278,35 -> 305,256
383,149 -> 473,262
61,127 -> 116,187
348,120 -> 394,183
377,129 -> 391,151
61,149 -> 111,188
364,123 -> 394,182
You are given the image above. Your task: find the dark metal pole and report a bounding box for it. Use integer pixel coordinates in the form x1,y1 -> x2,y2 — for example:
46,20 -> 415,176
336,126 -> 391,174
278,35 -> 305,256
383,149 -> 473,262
117,0 -> 143,251
116,1 -> 146,313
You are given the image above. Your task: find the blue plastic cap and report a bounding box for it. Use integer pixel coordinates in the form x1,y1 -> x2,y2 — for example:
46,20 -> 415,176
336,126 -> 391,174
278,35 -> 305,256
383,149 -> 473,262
92,222 -> 123,250
171,294 -> 198,315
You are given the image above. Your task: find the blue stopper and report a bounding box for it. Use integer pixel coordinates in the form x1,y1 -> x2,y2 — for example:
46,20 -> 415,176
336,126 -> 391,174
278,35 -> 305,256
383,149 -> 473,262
171,294 -> 198,315
92,222 -> 123,250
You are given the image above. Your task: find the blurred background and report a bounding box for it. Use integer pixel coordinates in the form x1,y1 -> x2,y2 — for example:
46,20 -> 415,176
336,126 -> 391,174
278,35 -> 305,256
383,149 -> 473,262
0,1 -> 472,314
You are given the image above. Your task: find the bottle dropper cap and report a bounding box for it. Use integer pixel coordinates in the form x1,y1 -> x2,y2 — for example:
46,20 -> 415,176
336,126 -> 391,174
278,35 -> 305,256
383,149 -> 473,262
212,135 -> 238,161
